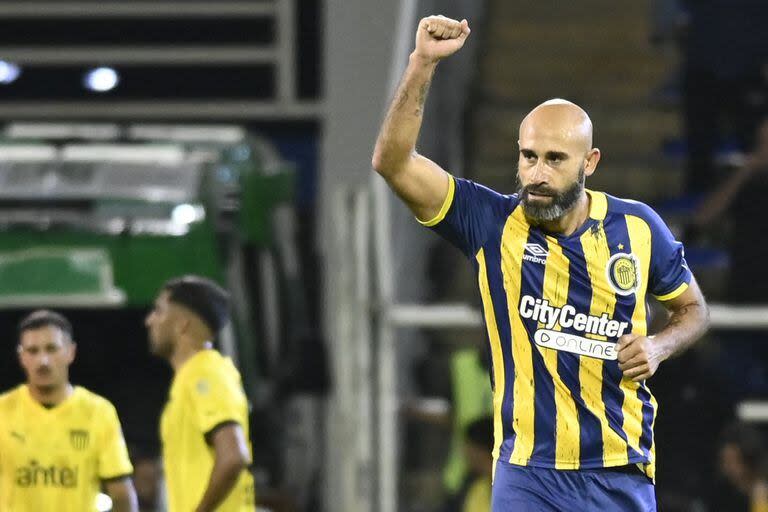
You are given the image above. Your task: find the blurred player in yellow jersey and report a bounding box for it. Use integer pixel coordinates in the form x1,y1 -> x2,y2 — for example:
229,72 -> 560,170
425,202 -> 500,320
0,310 -> 137,512
145,275 -> 255,512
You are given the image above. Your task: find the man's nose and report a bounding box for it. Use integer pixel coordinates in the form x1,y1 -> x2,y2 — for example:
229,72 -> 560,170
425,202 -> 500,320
530,160 -> 549,184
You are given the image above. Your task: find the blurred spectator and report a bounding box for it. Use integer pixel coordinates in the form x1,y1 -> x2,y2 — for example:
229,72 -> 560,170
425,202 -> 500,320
708,422 -> 768,512
441,416 -> 493,512
682,0 -> 768,193
128,446 -> 161,512
442,348 -> 493,495
692,118 -> 768,401
694,117 -> 768,303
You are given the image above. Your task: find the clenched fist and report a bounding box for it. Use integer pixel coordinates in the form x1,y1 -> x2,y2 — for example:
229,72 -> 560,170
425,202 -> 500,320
617,334 -> 665,382
414,15 -> 471,63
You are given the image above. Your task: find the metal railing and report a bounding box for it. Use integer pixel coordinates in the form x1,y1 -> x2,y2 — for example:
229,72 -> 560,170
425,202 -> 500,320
0,0 -> 321,120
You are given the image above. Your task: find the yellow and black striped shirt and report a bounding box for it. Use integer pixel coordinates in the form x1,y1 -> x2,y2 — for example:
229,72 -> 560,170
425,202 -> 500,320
421,177 -> 691,480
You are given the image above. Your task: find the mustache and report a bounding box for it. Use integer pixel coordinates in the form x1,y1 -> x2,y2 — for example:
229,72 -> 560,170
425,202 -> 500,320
522,184 -> 558,196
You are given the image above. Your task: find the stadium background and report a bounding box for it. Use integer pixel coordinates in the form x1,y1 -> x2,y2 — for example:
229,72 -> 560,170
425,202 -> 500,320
0,0 -> 766,511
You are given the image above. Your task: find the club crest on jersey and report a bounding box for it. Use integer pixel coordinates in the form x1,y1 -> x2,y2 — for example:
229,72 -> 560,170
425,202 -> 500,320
606,252 -> 640,296
69,429 -> 89,450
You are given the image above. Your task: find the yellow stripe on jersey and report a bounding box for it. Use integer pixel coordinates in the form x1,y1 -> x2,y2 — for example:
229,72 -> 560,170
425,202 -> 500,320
648,392 -> 659,480
502,208 -> 536,465
578,226 -> 631,466
540,238 -> 581,468
626,214 -> 659,478
626,215 -> 651,336
476,247 -> 506,476
654,282 -> 689,301
418,174 -> 456,227
620,215 -> 653,462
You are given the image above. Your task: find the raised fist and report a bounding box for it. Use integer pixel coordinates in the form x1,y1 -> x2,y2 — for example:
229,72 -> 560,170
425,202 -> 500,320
414,15 -> 471,62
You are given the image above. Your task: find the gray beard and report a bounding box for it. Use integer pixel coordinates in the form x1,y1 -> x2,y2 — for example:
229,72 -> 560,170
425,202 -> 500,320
518,168 -> 585,223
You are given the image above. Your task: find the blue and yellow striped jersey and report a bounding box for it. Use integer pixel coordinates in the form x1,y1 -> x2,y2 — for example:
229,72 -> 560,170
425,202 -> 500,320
421,176 -> 692,480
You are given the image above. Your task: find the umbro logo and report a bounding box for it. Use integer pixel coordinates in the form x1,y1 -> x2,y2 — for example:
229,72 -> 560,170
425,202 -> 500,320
523,243 -> 548,264
524,243 -> 548,257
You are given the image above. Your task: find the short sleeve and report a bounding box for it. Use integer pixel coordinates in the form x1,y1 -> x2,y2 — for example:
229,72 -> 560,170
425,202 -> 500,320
647,209 -> 692,300
419,176 -> 516,258
97,402 -> 133,480
188,367 -> 245,436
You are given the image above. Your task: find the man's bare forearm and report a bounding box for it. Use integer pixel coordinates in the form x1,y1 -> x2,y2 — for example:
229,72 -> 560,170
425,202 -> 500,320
372,53 -> 437,176
106,479 -> 138,512
654,298 -> 709,361
694,165 -> 753,226
195,457 -> 245,512
111,495 -> 138,512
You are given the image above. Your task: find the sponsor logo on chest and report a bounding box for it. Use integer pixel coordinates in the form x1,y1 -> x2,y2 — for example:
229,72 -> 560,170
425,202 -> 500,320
519,296 -> 630,360
16,460 -> 79,488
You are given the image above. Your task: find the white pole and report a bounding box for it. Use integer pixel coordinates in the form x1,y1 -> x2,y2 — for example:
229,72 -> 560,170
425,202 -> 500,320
373,1 -> 419,510
354,190 -> 375,511
276,0 -> 296,103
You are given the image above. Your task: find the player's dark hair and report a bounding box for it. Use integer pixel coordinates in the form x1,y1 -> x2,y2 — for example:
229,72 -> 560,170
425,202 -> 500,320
18,310 -> 73,342
162,275 -> 230,334
465,415 -> 494,452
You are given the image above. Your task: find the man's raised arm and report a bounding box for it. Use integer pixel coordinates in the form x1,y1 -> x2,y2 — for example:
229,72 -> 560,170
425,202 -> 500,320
371,15 -> 470,222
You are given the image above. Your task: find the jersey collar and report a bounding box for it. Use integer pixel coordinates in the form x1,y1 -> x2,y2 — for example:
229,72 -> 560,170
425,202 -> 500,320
586,189 -> 608,221
22,384 -> 78,414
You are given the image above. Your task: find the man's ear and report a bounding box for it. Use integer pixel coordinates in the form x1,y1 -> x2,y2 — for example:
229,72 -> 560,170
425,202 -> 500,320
66,341 -> 77,365
584,148 -> 601,177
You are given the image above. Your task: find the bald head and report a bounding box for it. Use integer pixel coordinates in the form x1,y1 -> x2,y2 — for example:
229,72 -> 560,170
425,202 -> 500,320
520,98 -> 593,152
516,99 -> 601,226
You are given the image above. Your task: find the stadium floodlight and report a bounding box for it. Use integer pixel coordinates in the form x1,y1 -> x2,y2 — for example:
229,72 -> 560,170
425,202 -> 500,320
84,67 -> 119,92
172,203 -> 205,225
0,61 -> 21,84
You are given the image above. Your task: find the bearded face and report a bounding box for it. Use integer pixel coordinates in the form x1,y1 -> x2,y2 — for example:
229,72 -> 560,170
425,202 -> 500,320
518,165 -> 585,223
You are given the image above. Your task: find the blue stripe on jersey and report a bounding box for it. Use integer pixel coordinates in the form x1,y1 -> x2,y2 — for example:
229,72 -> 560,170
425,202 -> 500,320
599,217 -> 635,457
522,230 -> 557,465
559,237 -> 605,467
480,231 -> 517,459
637,384 -> 655,460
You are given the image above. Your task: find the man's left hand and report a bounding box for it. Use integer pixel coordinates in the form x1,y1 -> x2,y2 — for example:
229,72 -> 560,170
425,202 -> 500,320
617,334 -> 664,382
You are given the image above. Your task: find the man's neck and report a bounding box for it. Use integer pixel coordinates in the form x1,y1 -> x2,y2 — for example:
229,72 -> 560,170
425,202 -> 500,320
531,192 -> 591,236
29,382 -> 73,407
170,340 -> 213,373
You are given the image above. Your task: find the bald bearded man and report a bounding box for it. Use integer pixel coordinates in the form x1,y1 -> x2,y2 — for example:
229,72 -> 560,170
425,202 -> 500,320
372,15 -> 710,512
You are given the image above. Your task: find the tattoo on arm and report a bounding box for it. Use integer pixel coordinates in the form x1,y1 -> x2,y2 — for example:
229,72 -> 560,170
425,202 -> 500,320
414,81 -> 431,116
667,303 -> 696,328
395,89 -> 409,111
